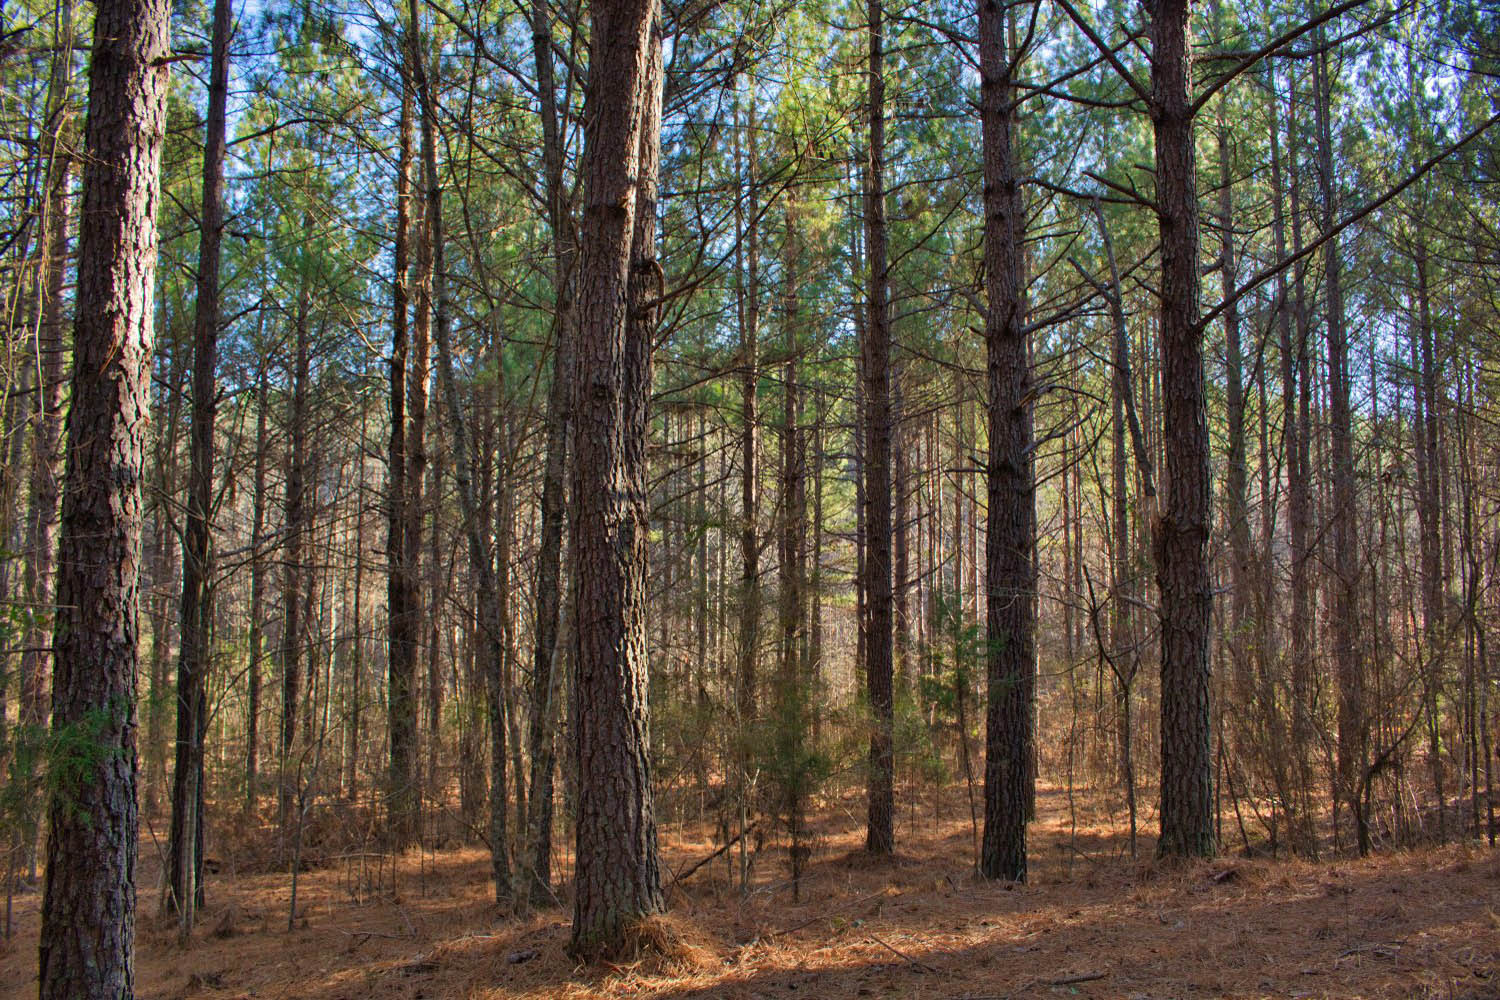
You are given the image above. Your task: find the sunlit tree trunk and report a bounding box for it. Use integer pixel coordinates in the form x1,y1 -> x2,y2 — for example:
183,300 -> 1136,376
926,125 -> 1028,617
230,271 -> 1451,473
38,0 -> 169,991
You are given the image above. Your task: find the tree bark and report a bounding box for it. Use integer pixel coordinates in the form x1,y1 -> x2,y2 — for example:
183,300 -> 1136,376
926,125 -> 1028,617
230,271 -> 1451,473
1150,0 -> 1215,859
1313,41 -> 1366,855
414,0 -> 514,897
246,367 -> 270,814
862,0 -> 896,857
387,42 -> 420,850
38,0 -> 169,992
978,0 -> 1034,882
280,283 -> 312,836
735,83 -> 762,733
567,0 -> 666,959
168,0 -> 231,936
521,0 -> 574,906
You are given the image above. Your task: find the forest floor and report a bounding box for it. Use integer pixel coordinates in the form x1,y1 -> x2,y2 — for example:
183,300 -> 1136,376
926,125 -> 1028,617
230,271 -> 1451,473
3,783 -> 1498,999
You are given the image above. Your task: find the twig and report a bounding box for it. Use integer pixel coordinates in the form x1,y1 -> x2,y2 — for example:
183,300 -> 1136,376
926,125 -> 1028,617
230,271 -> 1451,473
954,969 -> 1108,999
334,927 -> 409,940
1049,971 -> 1109,985
869,932 -> 943,974
671,823 -> 758,885
764,888 -> 896,939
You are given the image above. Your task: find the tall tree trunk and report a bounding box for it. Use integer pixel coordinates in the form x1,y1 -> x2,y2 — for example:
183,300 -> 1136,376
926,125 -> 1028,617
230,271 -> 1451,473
168,0 -> 231,936
1092,196 -> 1149,856
38,0 -> 169,992
735,85 -> 762,734
1150,0 -> 1214,859
778,190 -> 809,896
387,45 -> 420,850
346,406 -> 367,801
400,61 -> 435,838
862,0 -> 896,857
280,285 -> 311,835
414,3 -> 514,897
1313,41 -> 1365,855
146,338 -> 185,816
568,0 -> 666,959
246,367 -> 270,813
522,0 -> 574,907
19,0 -> 73,735
1413,239 -> 1446,834
978,0 -> 1034,882
1268,64 -> 1316,855
1217,116 -> 1250,705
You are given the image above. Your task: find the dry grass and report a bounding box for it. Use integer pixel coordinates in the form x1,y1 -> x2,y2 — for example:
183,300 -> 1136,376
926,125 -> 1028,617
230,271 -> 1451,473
3,783 -> 1498,999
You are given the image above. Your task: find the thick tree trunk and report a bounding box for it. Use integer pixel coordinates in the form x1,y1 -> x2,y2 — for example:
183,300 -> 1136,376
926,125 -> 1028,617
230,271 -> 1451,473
862,0 -> 896,857
978,0 -> 1034,882
38,0 -> 169,993
168,0 -> 231,936
1150,0 -> 1215,859
568,0 -> 666,959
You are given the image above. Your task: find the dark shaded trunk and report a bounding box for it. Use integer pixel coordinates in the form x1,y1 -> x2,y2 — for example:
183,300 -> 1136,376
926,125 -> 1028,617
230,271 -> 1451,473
246,368 -> 269,813
38,0 -> 169,992
414,0 -> 514,896
1217,120 -> 1250,703
19,20 -> 71,733
1150,0 -> 1215,859
778,191 -> 809,897
280,284 -> 311,833
387,50 -> 420,850
168,0 -> 231,935
522,0 -> 574,906
862,0 -> 896,857
1268,65 -> 1317,855
978,0 -> 1034,882
1313,42 -> 1365,855
1413,240 -> 1445,834
567,0 -> 666,959
736,87 -> 762,732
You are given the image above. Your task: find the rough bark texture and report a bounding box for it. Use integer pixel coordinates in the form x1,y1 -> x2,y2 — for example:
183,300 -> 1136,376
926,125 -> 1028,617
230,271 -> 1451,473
398,23 -> 435,841
387,55 -> 420,850
568,0 -> 665,960
38,0 -> 169,993
168,0 -> 231,933
1149,0 -> 1215,859
978,0 -> 1035,883
522,0 -> 573,908
862,0 -> 896,858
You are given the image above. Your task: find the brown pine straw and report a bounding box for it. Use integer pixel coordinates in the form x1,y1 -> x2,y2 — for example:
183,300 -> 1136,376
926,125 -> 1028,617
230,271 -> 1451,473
2,783 -> 1497,999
